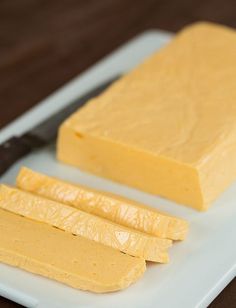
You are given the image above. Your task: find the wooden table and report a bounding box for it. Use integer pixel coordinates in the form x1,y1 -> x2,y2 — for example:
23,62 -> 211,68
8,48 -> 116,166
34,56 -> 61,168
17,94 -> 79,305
0,0 -> 235,306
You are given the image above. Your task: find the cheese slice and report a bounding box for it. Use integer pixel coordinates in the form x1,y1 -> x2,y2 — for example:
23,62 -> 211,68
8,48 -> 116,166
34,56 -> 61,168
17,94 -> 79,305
0,208 -> 145,293
17,167 -> 188,240
57,22 -> 236,211
0,185 -> 171,262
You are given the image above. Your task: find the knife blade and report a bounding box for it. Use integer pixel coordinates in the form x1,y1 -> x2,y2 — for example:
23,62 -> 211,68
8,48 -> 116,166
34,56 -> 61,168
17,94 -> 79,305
0,76 -> 120,176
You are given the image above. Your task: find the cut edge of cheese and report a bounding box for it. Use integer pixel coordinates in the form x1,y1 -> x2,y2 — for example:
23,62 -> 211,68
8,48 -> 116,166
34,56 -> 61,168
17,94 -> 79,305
0,208 -> 146,293
17,167 -> 189,240
0,184 -> 171,263
57,124 -> 205,210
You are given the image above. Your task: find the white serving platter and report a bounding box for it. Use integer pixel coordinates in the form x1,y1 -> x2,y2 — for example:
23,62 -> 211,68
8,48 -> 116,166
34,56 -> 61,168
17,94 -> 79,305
0,30 -> 235,308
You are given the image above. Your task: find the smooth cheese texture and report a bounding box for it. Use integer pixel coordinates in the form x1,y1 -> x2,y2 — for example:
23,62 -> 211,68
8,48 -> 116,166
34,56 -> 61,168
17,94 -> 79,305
58,22 -> 236,211
0,209 -> 146,293
0,185 -> 171,262
17,167 -> 188,240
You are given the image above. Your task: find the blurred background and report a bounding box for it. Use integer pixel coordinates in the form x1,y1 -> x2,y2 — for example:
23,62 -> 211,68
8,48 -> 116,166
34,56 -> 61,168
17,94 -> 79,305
1,0 -> 236,130
0,0 -> 235,307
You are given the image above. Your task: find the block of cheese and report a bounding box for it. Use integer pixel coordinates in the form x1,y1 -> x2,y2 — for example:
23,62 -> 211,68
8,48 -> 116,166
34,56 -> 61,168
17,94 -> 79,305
0,185 -> 171,262
0,209 -> 145,293
17,167 -> 188,240
57,22 -> 236,211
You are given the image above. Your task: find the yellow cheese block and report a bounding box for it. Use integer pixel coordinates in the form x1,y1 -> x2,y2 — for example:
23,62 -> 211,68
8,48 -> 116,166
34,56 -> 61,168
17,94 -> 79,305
17,167 -> 188,240
0,208 -> 145,293
0,185 -> 171,262
57,22 -> 236,211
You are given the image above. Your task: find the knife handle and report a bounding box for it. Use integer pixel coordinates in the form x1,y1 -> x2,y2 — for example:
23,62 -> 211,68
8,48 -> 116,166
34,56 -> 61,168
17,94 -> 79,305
0,134 -> 45,176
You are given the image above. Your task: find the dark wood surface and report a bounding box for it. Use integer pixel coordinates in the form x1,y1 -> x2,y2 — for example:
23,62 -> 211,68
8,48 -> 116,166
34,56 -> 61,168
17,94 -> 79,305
0,0 -> 235,307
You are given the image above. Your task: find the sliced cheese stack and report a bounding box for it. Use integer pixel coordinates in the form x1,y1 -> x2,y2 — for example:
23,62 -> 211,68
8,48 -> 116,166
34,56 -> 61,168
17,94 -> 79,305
57,22 -> 236,211
0,185 -> 172,263
17,167 -> 188,240
0,209 -> 145,293
0,166 -> 189,292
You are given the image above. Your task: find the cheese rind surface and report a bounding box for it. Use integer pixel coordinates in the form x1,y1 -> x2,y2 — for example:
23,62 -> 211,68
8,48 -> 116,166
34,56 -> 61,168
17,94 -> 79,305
0,209 -> 145,293
57,22 -> 236,210
17,167 -> 188,240
0,185 -> 171,262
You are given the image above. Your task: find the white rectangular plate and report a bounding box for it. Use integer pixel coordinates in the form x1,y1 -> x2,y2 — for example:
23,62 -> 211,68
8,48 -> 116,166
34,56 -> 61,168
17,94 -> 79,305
0,30 -> 235,308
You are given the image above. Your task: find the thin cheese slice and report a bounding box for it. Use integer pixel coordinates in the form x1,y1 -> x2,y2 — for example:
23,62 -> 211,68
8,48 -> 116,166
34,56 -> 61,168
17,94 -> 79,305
57,22 -> 236,211
0,208 -> 145,293
0,185 -> 171,262
17,167 -> 188,240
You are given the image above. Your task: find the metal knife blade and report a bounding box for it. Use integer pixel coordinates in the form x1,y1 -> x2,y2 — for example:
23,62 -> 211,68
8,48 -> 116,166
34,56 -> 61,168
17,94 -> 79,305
0,76 -> 120,176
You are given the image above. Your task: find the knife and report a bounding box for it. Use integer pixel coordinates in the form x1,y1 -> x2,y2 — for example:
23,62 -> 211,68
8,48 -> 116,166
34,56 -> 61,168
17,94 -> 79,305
0,76 -> 119,176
